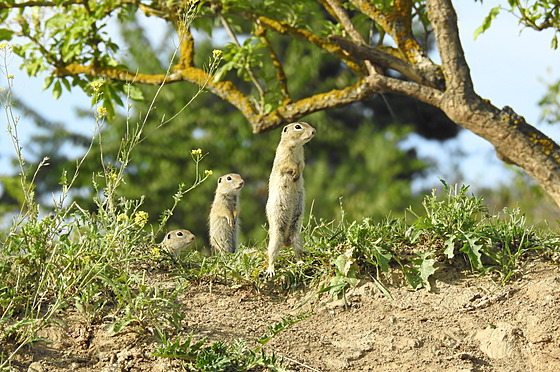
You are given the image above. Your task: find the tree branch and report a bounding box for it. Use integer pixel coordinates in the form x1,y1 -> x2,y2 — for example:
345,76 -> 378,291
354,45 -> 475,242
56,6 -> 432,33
0,0 -> 86,9
321,0 -> 367,44
253,79 -> 375,133
249,12 -> 364,75
328,34 -> 445,90
255,25 -> 291,105
366,74 -> 444,107
425,0 -> 473,97
54,63 -> 261,126
320,0 -> 379,76
426,0 -> 560,207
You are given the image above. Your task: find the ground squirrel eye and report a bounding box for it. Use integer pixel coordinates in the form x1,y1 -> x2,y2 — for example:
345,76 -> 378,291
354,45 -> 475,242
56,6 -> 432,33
177,231 -> 183,236
227,176 -> 232,181
295,124 -> 302,129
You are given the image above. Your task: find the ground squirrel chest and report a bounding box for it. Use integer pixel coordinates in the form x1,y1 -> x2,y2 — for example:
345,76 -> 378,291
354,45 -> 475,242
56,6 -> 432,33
209,173 -> 244,253
269,122 -> 316,183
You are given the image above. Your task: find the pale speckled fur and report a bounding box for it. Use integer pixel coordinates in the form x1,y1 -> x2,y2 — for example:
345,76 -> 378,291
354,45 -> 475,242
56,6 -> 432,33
162,229 -> 195,258
209,173 -> 244,253
266,122 -> 316,277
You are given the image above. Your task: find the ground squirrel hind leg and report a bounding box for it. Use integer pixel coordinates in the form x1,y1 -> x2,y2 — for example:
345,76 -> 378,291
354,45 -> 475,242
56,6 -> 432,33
290,229 -> 304,263
289,204 -> 304,262
266,226 -> 284,277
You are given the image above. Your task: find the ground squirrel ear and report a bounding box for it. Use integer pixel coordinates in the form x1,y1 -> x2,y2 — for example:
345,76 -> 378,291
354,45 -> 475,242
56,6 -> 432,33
283,126 -> 288,132
167,233 -> 171,239
218,177 -> 222,183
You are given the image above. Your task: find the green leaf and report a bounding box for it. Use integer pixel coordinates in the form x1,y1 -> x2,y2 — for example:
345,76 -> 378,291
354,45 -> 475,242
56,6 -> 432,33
102,96 -> 116,118
444,234 -> 456,259
460,232 -> 484,270
0,28 -> 14,41
53,80 -> 62,99
474,6 -> 501,40
416,250 -> 437,290
125,84 -> 144,101
45,13 -> 71,29
42,76 -> 54,91
61,77 -> 71,91
409,250 -> 437,290
371,276 -> 393,300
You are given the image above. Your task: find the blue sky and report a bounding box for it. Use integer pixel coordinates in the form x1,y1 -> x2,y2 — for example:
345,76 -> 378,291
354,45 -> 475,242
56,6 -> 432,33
1,1 -> 559,192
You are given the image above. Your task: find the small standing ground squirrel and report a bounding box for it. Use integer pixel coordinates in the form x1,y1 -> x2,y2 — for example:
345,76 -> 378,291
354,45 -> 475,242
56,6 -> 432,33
161,229 -> 196,258
209,173 -> 244,253
266,122 -> 316,277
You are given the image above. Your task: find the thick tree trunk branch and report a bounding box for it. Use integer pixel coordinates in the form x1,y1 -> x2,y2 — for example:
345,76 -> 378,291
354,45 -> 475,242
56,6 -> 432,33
426,0 -> 474,97
425,0 -> 560,206
333,0 -> 560,207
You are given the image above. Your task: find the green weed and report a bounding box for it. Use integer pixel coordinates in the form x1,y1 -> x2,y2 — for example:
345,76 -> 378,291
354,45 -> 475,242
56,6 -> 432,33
152,316 -> 306,371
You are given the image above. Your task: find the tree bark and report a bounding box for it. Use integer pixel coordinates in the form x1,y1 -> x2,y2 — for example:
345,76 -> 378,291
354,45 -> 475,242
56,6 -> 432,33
376,0 -> 560,206
427,0 -> 560,206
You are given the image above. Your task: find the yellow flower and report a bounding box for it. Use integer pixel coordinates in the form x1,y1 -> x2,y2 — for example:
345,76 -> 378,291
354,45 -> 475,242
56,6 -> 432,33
204,169 -> 213,176
90,80 -> 104,92
134,211 -> 149,227
212,49 -> 222,59
191,148 -> 202,155
151,246 -> 161,259
97,106 -> 107,116
108,171 -> 118,183
6,74 -> 14,79
0,42 -> 7,50
117,213 -> 129,222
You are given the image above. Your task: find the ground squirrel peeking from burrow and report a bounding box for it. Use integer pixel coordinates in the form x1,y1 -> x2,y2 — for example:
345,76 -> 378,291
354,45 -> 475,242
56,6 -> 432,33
209,173 -> 244,253
266,122 -> 316,277
161,229 -> 196,258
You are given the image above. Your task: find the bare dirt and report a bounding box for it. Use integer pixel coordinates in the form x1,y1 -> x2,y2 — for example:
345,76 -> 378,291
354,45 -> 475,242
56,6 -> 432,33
7,259 -> 560,372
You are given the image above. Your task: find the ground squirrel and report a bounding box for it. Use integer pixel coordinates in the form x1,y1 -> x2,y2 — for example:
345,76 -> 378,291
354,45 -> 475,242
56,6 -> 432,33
161,229 -> 195,258
209,173 -> 244,253
266,122 -> 316,277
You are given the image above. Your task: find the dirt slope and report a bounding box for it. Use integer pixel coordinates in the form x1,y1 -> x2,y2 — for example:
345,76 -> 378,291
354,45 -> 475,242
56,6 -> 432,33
9,259 -> 560,372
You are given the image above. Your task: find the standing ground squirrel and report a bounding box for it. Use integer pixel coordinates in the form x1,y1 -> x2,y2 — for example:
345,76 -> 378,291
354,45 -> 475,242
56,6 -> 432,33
209,173 -> 244,253
266,122 -> 316,277
161,229 -> 196,258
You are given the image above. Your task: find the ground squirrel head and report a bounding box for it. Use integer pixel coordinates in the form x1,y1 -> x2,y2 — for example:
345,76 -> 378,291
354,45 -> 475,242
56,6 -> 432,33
162,229 -> 195,252
281,122 -> 316,147
216,173 -> 244,195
